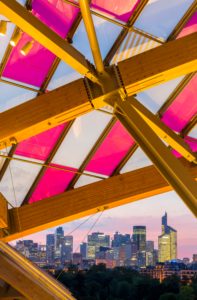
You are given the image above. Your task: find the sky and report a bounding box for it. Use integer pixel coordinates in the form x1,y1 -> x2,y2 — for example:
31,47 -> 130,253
12,190 -> 197,259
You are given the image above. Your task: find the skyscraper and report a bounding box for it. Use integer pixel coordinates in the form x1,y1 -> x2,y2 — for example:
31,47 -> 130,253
46,234 -> 55,264
87,232 -> 110,259
54,227 -> 64,261
61,236 -> 73,262
158,212 -> 177,262
111,232 -> 131,247
80,242 -> 87,259
133,226 -> 146,267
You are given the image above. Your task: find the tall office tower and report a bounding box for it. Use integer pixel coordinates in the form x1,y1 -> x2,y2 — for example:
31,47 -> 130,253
133,226 -> 146,268
146,241 -> 154,266
61,236 -> 73,262
158,212 -> 177,262
80,242 -> 87,259
87,232 -> 110,259
54,227 -> 64,261
46,234 -> 55,264
111,232 -> 131,247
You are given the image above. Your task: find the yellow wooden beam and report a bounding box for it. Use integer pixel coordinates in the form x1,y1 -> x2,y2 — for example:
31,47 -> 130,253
0,194 -> 8,229
2,162 -> 196,242
0,242 -> 75,299
0,0 -> 99,84
118,32 -> 197,95
128,97 -> 197,163
0,79 -> 93,150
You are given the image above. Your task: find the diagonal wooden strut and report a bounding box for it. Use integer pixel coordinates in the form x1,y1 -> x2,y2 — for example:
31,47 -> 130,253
1,162 -> 196,242
128,97 -> 197,163
0,242 -> 75,300
114,97 -> 197,217
0,0 -> 99,84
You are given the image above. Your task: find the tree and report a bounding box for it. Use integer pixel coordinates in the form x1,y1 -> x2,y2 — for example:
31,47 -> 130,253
159,293 -> 177,300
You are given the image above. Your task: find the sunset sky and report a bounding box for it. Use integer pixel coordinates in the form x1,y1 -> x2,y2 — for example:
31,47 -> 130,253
13,190 -> 197,259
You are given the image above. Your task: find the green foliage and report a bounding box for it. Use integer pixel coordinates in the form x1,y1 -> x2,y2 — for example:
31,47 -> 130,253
54,265 -> 197,300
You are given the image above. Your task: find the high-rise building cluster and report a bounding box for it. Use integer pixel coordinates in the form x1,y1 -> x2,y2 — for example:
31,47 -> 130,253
14,213 -> 196,274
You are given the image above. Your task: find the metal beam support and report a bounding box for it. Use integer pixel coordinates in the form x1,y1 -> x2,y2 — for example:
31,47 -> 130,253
0,0 -> 100,84
0,242 -> 75,300
1,161 -> 196,242
114,97 -> 197,217
79,0 -> 105,74
128,97 -> 197,163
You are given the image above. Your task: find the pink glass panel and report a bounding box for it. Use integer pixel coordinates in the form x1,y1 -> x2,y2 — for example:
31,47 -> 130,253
86,121 -> 135,176
3,0 -> 79,87
177,12 -> 197,38
29,164 -> 76,203
172,136 -> 197,158
91,0 -> 141,22
162,75 -> 197,132
15,123 -> 66,161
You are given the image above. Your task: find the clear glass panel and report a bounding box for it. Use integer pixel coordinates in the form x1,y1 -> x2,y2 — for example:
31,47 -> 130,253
136,76 -> 184,113
111,31 -> 160,64
2,0 -> 79,87
0,19 -> 15,64
73,15 -> 122,63
29,164 -> 76,203
47,61 -> 82,91
0,155 -> 43,207
86,121 -> 135,176
91,0 -> 141,22
162,75 -> 197,132
74,174 -> 102,189
134,0 -> 194,40
15,123 -> 67,161
52,111 -> 112,168
0,82 -> 37,112
188,125 -> 197,139
120,147 -> 152,174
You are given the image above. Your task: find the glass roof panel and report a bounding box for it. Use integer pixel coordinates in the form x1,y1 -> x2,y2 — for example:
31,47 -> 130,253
73,15 -> 122,64
162,74 -> 197,132
86,121 -> 135,176
2,0 -> 79,87
0,19 -> 15,64
74,174 -> 102,189
177,11 -> 197,38
52,111 -> 112,169
188,125 -> 197,139
47,61 -> 82,91
111,31 -> 160,64
91,0 -> 141,22
134,0 -> 194,40
0,82 -> 37,112
29,164 -> 76,203
15,123 -> 67,161
0,147 -> 10,172
136,76 -> 184,113
120,148 -> 152,174
0,155 -> 43,207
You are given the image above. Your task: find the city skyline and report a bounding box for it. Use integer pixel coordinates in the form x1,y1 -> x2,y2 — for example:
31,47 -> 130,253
12,191 -> 197,259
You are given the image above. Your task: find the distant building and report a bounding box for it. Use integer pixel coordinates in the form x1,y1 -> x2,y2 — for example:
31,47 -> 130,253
183,257 -> 190,265
54,227 -> 64,262
111,232 -> 131,247
87,232 -> 110,259
133,226 -> 146,267
146,241 -> 154,266
193,254 -> 197,262
158,213 -> 177,262
73,253 -> 82,266
61,236 -> 73,262
80,242 -> 87,259
46,234 -> 55,264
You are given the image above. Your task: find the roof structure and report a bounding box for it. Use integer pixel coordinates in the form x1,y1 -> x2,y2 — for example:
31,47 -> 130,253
0,0 -> 196,244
